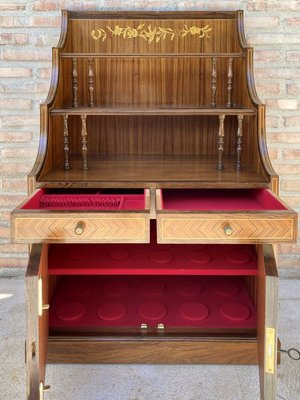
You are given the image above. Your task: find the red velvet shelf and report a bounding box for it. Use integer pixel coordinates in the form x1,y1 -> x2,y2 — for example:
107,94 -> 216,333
48,242 -> 257,276
49,275 -> 257,330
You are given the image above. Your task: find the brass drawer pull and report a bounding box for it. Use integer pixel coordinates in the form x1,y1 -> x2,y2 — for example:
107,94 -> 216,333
75,221 -> 85,235
223,224 -> 233,236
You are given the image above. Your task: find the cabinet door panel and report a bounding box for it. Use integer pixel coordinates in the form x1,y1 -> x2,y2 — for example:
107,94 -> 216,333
257,244 -> 278,400
25,244 -> 49,400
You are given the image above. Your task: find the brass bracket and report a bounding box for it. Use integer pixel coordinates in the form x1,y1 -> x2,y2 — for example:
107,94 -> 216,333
39,382 -> 50,400
38,276 -> 50,317
265,327 -> 276,374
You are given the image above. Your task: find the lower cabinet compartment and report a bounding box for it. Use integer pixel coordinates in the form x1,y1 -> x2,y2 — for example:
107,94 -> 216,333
49,275 -> 257,333
46,240 -> 260,365
25,239 -> 278,398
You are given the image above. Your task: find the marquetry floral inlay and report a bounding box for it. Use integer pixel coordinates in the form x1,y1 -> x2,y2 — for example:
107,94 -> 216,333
91,24 -> 212,43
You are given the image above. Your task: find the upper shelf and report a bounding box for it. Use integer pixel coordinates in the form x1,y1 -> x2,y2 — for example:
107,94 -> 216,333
50,107 -> 256,116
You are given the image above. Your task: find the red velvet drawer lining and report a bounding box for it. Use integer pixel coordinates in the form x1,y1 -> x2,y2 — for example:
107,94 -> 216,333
161,189 -> 287,211
21,189 -> 146,210
49,275 -> 257,330
48,243 -> 257,276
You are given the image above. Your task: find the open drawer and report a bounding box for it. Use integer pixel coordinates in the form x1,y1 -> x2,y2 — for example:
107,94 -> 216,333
156,189 -> 297,243
11,189 -> 150,243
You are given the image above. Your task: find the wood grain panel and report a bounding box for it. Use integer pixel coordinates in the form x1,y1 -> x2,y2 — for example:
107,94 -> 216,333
257,244 -> 278,400
25,244 -> 49,400
47,336 -> 258,365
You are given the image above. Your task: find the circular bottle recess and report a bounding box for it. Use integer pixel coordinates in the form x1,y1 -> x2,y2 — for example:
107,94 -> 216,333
176,280 -> 203,297
68,247 -> 89,260
179,302 -> 209,321
140,279 -> 165,296
212,279 -> 241,296
65,280 -> 93,297
149,251 -> 174,264
97,302 -> 127,321
56,301 -> 85,322
220,302 -> 251,321
226,250 -> 251,264
138,301 -> 168,321
109,249 -> 131,261
102,280 -> 128,296
186,250 -> 212,264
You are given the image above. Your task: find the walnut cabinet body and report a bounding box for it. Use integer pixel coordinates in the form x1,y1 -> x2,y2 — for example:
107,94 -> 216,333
11,10 -> 297,400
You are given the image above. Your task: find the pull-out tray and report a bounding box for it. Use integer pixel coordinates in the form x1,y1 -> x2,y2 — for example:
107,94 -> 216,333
156,189 -> 297,243
11,189 -> 150,243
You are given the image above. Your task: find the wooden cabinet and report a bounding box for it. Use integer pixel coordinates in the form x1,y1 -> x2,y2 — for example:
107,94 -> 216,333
12,10 -> 297,400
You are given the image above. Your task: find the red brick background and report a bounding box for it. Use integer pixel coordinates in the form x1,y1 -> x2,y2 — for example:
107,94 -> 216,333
0,1 -> 299,270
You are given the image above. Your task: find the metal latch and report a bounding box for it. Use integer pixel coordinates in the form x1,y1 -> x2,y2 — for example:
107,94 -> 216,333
265,327 -> 276,374
38,276 -> 50,317
39,381 -> 50,400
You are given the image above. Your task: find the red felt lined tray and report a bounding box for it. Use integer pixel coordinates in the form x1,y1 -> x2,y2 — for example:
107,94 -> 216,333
49,275 -> 257,330
48,242 -> 257,276
21,189 -> 146,210
160,189 -> 287,211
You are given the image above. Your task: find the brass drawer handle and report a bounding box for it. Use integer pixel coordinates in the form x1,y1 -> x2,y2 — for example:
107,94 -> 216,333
223,224 -> 233,236
75,221 -> 85,235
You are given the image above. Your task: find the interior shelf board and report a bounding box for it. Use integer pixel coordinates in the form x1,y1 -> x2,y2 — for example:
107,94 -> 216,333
50,107 -> 256,116
61,52 -> 246,59
37,155 -> 269,188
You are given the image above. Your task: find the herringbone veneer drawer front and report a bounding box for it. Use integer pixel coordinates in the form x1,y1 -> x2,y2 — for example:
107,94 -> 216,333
157,216 -> 296,244
12,214 -> 149,243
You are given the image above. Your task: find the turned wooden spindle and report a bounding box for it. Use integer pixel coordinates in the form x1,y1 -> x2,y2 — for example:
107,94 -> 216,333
63,114 -> 69,171
211,57 -> 217,107
227,57 -> 233,108
236,114 -> 244,170
72,57 -> 78,108
81,115 -> 88,170
88,57 -> 95,108
217,114 -> 225,170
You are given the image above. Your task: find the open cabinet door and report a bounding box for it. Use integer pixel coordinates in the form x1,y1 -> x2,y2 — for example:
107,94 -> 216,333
257,244 -> 278,400
25,244 -> 50,400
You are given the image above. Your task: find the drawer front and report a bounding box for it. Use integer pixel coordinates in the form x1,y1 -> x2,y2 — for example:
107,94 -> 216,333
157,214 -> 295,243
12,214 -> 149,243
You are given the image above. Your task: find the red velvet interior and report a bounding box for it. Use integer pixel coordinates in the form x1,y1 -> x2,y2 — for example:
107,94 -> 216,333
161,189 -> 287,211
21,189 -> 146,210
48,225 -> 257,276
49,275 -> 257,330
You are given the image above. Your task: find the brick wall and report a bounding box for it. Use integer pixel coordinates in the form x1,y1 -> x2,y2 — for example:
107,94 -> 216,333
0,0 -> 299,270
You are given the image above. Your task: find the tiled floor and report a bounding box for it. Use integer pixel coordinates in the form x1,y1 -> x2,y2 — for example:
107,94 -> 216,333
0,275 -> 299,400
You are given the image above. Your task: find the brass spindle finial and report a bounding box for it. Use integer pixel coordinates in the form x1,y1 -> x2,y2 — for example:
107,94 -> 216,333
88,57 -> 95,108
81,115 -> 88,170
217,114 -> 225,171
72,57 -> 78,108
211,57 -> 217,107
236,114 -> 244,170
227,57 -> 233,108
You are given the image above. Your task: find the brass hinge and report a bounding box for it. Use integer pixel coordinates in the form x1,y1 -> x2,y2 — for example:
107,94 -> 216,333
38,276 -> 50,317
265,327 -> 276,374
39,382 -> 50,400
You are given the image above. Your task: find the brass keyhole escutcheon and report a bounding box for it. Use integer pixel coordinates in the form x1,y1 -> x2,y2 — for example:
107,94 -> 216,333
75,221 -> 85,235
223,224 -> 233,236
